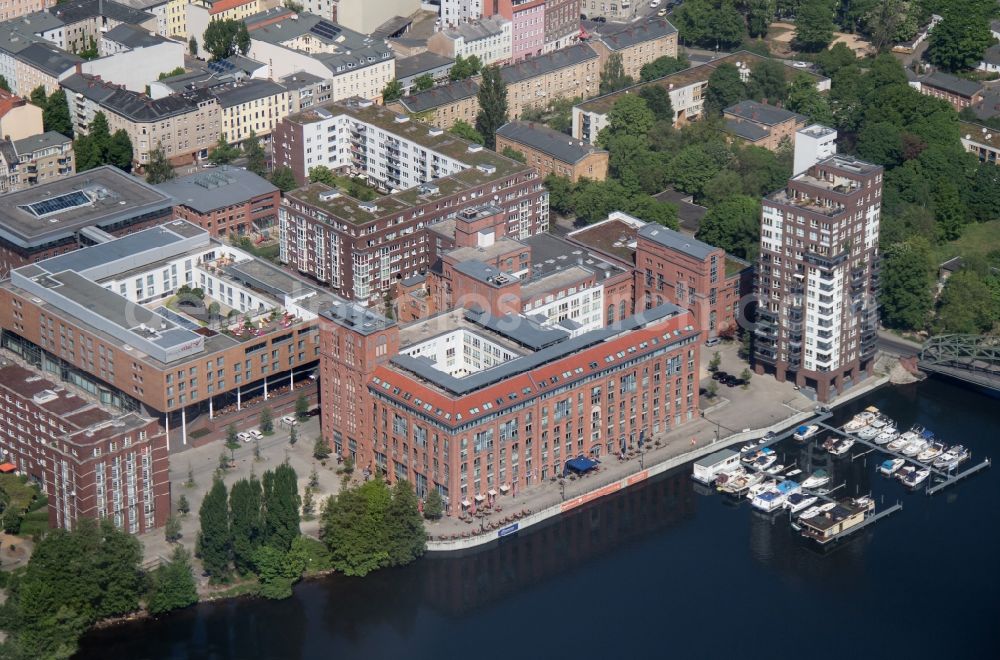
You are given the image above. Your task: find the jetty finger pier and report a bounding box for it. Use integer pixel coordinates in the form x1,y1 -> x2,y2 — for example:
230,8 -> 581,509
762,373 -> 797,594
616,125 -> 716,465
693,407 -> 991,546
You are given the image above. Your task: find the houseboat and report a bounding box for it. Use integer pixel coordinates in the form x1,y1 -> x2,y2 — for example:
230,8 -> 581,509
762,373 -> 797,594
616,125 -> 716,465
799,497 -> 876,544
692,449 -> 741,484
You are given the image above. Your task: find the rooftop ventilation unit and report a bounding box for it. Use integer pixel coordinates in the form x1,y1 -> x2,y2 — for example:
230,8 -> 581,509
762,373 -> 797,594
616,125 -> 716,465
476,163 -> 496,174
467,143 -> 483,153
394,114 -> 409,123
428,127 -> 443,136
318,189 -> 341,201
359,201 -> 378,213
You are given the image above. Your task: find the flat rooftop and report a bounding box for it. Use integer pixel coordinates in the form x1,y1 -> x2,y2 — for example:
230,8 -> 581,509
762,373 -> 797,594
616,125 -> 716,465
0,166 -> 173,250
566,217 -> 640,263
152,167 -> 278,213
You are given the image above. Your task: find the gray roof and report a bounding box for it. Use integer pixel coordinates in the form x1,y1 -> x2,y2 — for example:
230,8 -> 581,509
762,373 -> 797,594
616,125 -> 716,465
47,0 -> 154,25
501,43 -> 598,85
395,52 -> 455,79
313,46 -> 394,77
103,22 -> 169,49
441,15 -> 508,42
465,308 -> 569,350
15,41 -> 82,76
389,303 -> 687,396
637,223 -> 719,260
249,11 -> 370,48
63,73 -> 214,122
152,167 -> 278,213
279,71 -> 326,90
453,259 -> 510,284
724,100 -> 804,126
922,71 -> 983,98
211,79 -> 286,108
321,300 -> 395,336
398,78 -> 479,112
695,449 -> 738,467
652,189 -> 707,234
370,15 -> 412,40
521,232 -> 625,280
596,17 -> 677,51
723,118 -> 771,141
496,121 -> 605,164
0,166 -> 173,249
972,91 -> 1000,120
11,131 -> 71,156
981,43 -> 1000,66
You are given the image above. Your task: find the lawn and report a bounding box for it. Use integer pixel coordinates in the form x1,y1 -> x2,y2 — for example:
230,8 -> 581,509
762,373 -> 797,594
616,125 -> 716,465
934,220 -> 1000,265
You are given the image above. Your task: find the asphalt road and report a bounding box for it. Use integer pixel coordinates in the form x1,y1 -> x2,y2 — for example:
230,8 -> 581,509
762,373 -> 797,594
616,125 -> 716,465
877,330 -> 922,357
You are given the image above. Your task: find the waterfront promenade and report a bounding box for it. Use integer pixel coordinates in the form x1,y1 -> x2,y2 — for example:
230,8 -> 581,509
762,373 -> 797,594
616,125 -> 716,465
424,358 -> 891,552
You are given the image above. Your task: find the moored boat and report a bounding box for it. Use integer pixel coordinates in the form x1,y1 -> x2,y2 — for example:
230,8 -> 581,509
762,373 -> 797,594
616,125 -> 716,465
793,424 -> 820,442
753,453 -> 777,470
901,467 -> 931,488
888,431 -> 914,452
802,469 -> 831,489
785,492 -> 818,513
878,458 -> 905,476
821,436 -> 839,452
765,463 -> 786,475
902,438 -> 929,457
842,408 -> 877,432
917,442 -> 946,463
857,425 -> 881,441
829,439 -> 855,456
874,430 -> 897,446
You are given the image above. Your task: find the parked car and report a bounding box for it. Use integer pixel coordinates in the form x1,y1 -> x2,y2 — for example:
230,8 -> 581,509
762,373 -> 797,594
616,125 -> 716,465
592,16 -> 606,23
705,336 -> 721,347
248,429 -> 264,440
731,378 -> 746,388
650,0 -> 661,7
658,8 -> 668,16
237,432 -> 251,443
712,371 -> 728,381
281,415 -> 298,427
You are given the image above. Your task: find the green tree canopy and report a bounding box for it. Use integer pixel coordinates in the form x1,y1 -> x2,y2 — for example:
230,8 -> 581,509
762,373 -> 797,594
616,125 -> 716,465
704,63 -> 746,115
382,79 -> 403,102
696,194 -> 761,259
668,144 -> 725,197
108,129 -> 134,172
794,0 -> 837,52
880,237 -> 934,330
966,162 -> 1000,222
271,165 -> 298,192
475,65 -> 508,149
571,179 -> 631,223
423,489 -> 444,519
926,0 -> 997,72
229,476 -> 264,575
673,0 -> 747,49
44,89 -> 73,137
544,174 -> 574,215
449,54 -> 482,80
639,85 -> 674,122
934,269 -> 998,333
449,119 -> 484,144
147,547 -> 199,615
322,478 -> 392,576
786,72 -> 834,124
203,18 -> 250,61
209,135 -> 240,165
145,142 -> 175,184
262,463 -> 300,552
747,58 -> 789,104
639,54 -> 690,82
244,130 -> 266,177
413,74 -> 435,92
747,0 -> 776,38
198,477 -> 231,582
599,52 -> 633,95
601,94 -> 655,143
386,480 -> 426,566
628,195 -> 680,229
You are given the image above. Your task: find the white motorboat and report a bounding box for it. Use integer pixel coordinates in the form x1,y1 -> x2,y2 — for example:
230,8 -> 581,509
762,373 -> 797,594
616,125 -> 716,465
878,458 -> 905,476
917,442 -> 946,463
830,439 -> 855,456
902,438 -> 929,457
785,492 -> 818,513
740,443 -> 756,453
857,425 -> 881,441
901,467 -> 931,488
821,436 -> 839,452
888,431 -> 914,452
935,445 -> 970,470
793,424 -> 820,442
745,480 -> 775,500
802,469 -> 831,489
751,489 -> 787,512
842,409 -> 878,432
753,454 -> 777,470
785,468 -> 802,478
798,505 -> 822,519
765,463 -> 786,475
874,430 -> 897,446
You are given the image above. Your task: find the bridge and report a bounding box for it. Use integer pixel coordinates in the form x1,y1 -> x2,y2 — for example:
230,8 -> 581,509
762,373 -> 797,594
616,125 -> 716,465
918,334 -> 1000,392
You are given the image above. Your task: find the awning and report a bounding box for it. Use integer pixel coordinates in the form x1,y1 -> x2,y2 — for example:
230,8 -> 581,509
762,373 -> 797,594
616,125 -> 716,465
488,489 -> 497,496
474,494 -> 485,501
0,462 -> 15,473
461,499 -> 471,507
564,456 -> 599,475
500,484 -> 510,492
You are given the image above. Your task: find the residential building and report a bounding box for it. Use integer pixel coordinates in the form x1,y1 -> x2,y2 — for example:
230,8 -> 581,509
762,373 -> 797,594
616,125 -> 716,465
910,71 -> 984,110
392,43 -> 600,127
174,0 -> 262,42
0,361 -> 169,535
0,166 -> 173,276
281,71 -> 333,113
588,16 -> 677,81
573,51 -> 831,144
13,41 -> 82,95
0,218 -> 332,446
427,15 -> 512,67
214,78 -> 289,143
581,0 -> 655,21
722,100 -> 807,152
152,166 -> 280,237
0,130 -> 75,193
485,0 -> 545,62
754,127 -> 882,402
394,52 -> 455,95
542,0 -> 580,53
0,89 -> 43,140
318,294 -> 700,511
960,121 -> 1000,164
39,0 -> 158,51
568,211 -> 750,339
495,120 -> 608,182
440,0 -> 484,27
246,12 -> 395,102
115,0 -> 171,36
330,0 -> 420,35
149,54 -> 269,99
62,73 -> 223,167
82,24 -> 185,92
100,21 -> 172,54
273,98 -> 549,304
1,0 -> 54,23
977,44 -> 1000,74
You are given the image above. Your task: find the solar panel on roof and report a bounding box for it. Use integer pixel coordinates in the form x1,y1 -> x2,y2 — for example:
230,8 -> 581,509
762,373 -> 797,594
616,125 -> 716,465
19,191 -> 93,218
154,307 -> 198,332
310,20 -> 340,39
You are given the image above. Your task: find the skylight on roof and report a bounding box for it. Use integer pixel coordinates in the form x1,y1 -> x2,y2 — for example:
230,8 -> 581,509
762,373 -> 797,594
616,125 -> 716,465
19,190 -> 93,218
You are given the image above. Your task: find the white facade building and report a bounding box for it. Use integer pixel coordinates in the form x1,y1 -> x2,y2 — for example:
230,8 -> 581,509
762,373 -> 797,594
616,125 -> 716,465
440,0 -> 485,27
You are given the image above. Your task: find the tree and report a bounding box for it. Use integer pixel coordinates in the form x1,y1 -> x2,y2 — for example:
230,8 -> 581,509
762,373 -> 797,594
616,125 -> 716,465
295,393 -> 310,419
934,270 -> 998,333
673,0 -> 747,49
502,146 -> 526,162
740,367 -> 752,389
0,75 -> 9,92
226,423 -> 239,449
423,488 -> 444,519
669,144 -> 724,198
321,479 -> 391,576
729,144 -> 791,198
44,89 -> 72,137
704,63 -> 746,115
259,406 -> 274,435
209,136 -> 239,165
628,195 -> 679,229
189,36 -> 198,56
881,237 -> 934,330
178,493 -> 190,515
252,544 -> 306,599
602,94 -> 655,142
544,174 -> 575,216
78,35 -> 99,60
262,463 -> 300,552
927,0 -> 997,72
198,477 -> 231,582
786,72 -> 834,124
271,165 -> 298,192
301,487 -> 316,518
449,119 -> 484,144
747,0 -> 776,37
30,85 -> 47,108
599,52 -> 633,95
639,55 -> 690,82
382,79 -> 403,103
314,436 -> 331,460
74,135 -> 101,172
571,179 -> 631,223
475,65 -> 508,149
386,480 -> 426,566
229,476 -> 264,575
449,54 -> 482,80
146,142 -> 175,184
639,85 -> 674,122
147,547 -> 198,615
857,120 -> 904,166
794,0 -> 837,52
165,515 -> 182,543
413,74 -> 434,92
966,162 -> 1000,222
244,130 -> 266,176
203,18 -> 250,61
696,195 -> 761,260
748,58 -> 789,104
108,129 -> 134,172
289,425 -> 298,446
709,351 -> 722,372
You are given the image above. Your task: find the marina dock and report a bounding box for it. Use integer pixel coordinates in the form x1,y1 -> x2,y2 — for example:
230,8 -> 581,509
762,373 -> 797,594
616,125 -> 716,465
926,458 -> 992,495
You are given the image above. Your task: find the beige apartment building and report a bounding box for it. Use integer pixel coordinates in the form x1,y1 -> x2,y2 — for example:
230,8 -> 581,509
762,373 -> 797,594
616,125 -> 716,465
0,90 -> 43,141
216,79 -> 290,142
589,17 -> 678,82
0,130 -> 74,193
0,0 -> 53,23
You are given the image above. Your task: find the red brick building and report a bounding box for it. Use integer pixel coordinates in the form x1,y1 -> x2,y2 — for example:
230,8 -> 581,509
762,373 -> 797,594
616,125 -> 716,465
152,167 -> 281,238
0,362 -> 169,535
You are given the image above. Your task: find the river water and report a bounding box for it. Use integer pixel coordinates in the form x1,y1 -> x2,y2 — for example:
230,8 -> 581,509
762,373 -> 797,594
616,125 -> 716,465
79,378 -> 999,660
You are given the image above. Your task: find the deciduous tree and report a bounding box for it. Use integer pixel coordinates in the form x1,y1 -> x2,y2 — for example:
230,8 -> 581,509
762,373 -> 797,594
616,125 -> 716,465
639,55 -> 690,82
696,194 -> 761,259
382,79 -> 403,102
244,130 -> 266,177
423,489 -> 444,519
639,85 -> 674,122
147,547 -> 199,615
203,18 -> 250,61
475,65 -> 508,149
704,63 -> 746,115
413,74 -> 435,91
794,0 -> 837,52
599,52 -> 632,95
209,136 -> 239,165
926,0 -> 997,72
271,165 -> 297,192
386,480 -> 426,566
449,119 -> 484,144
880,237 -> 934,330
145,142 -> 175,184
748,58 -> 789,104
